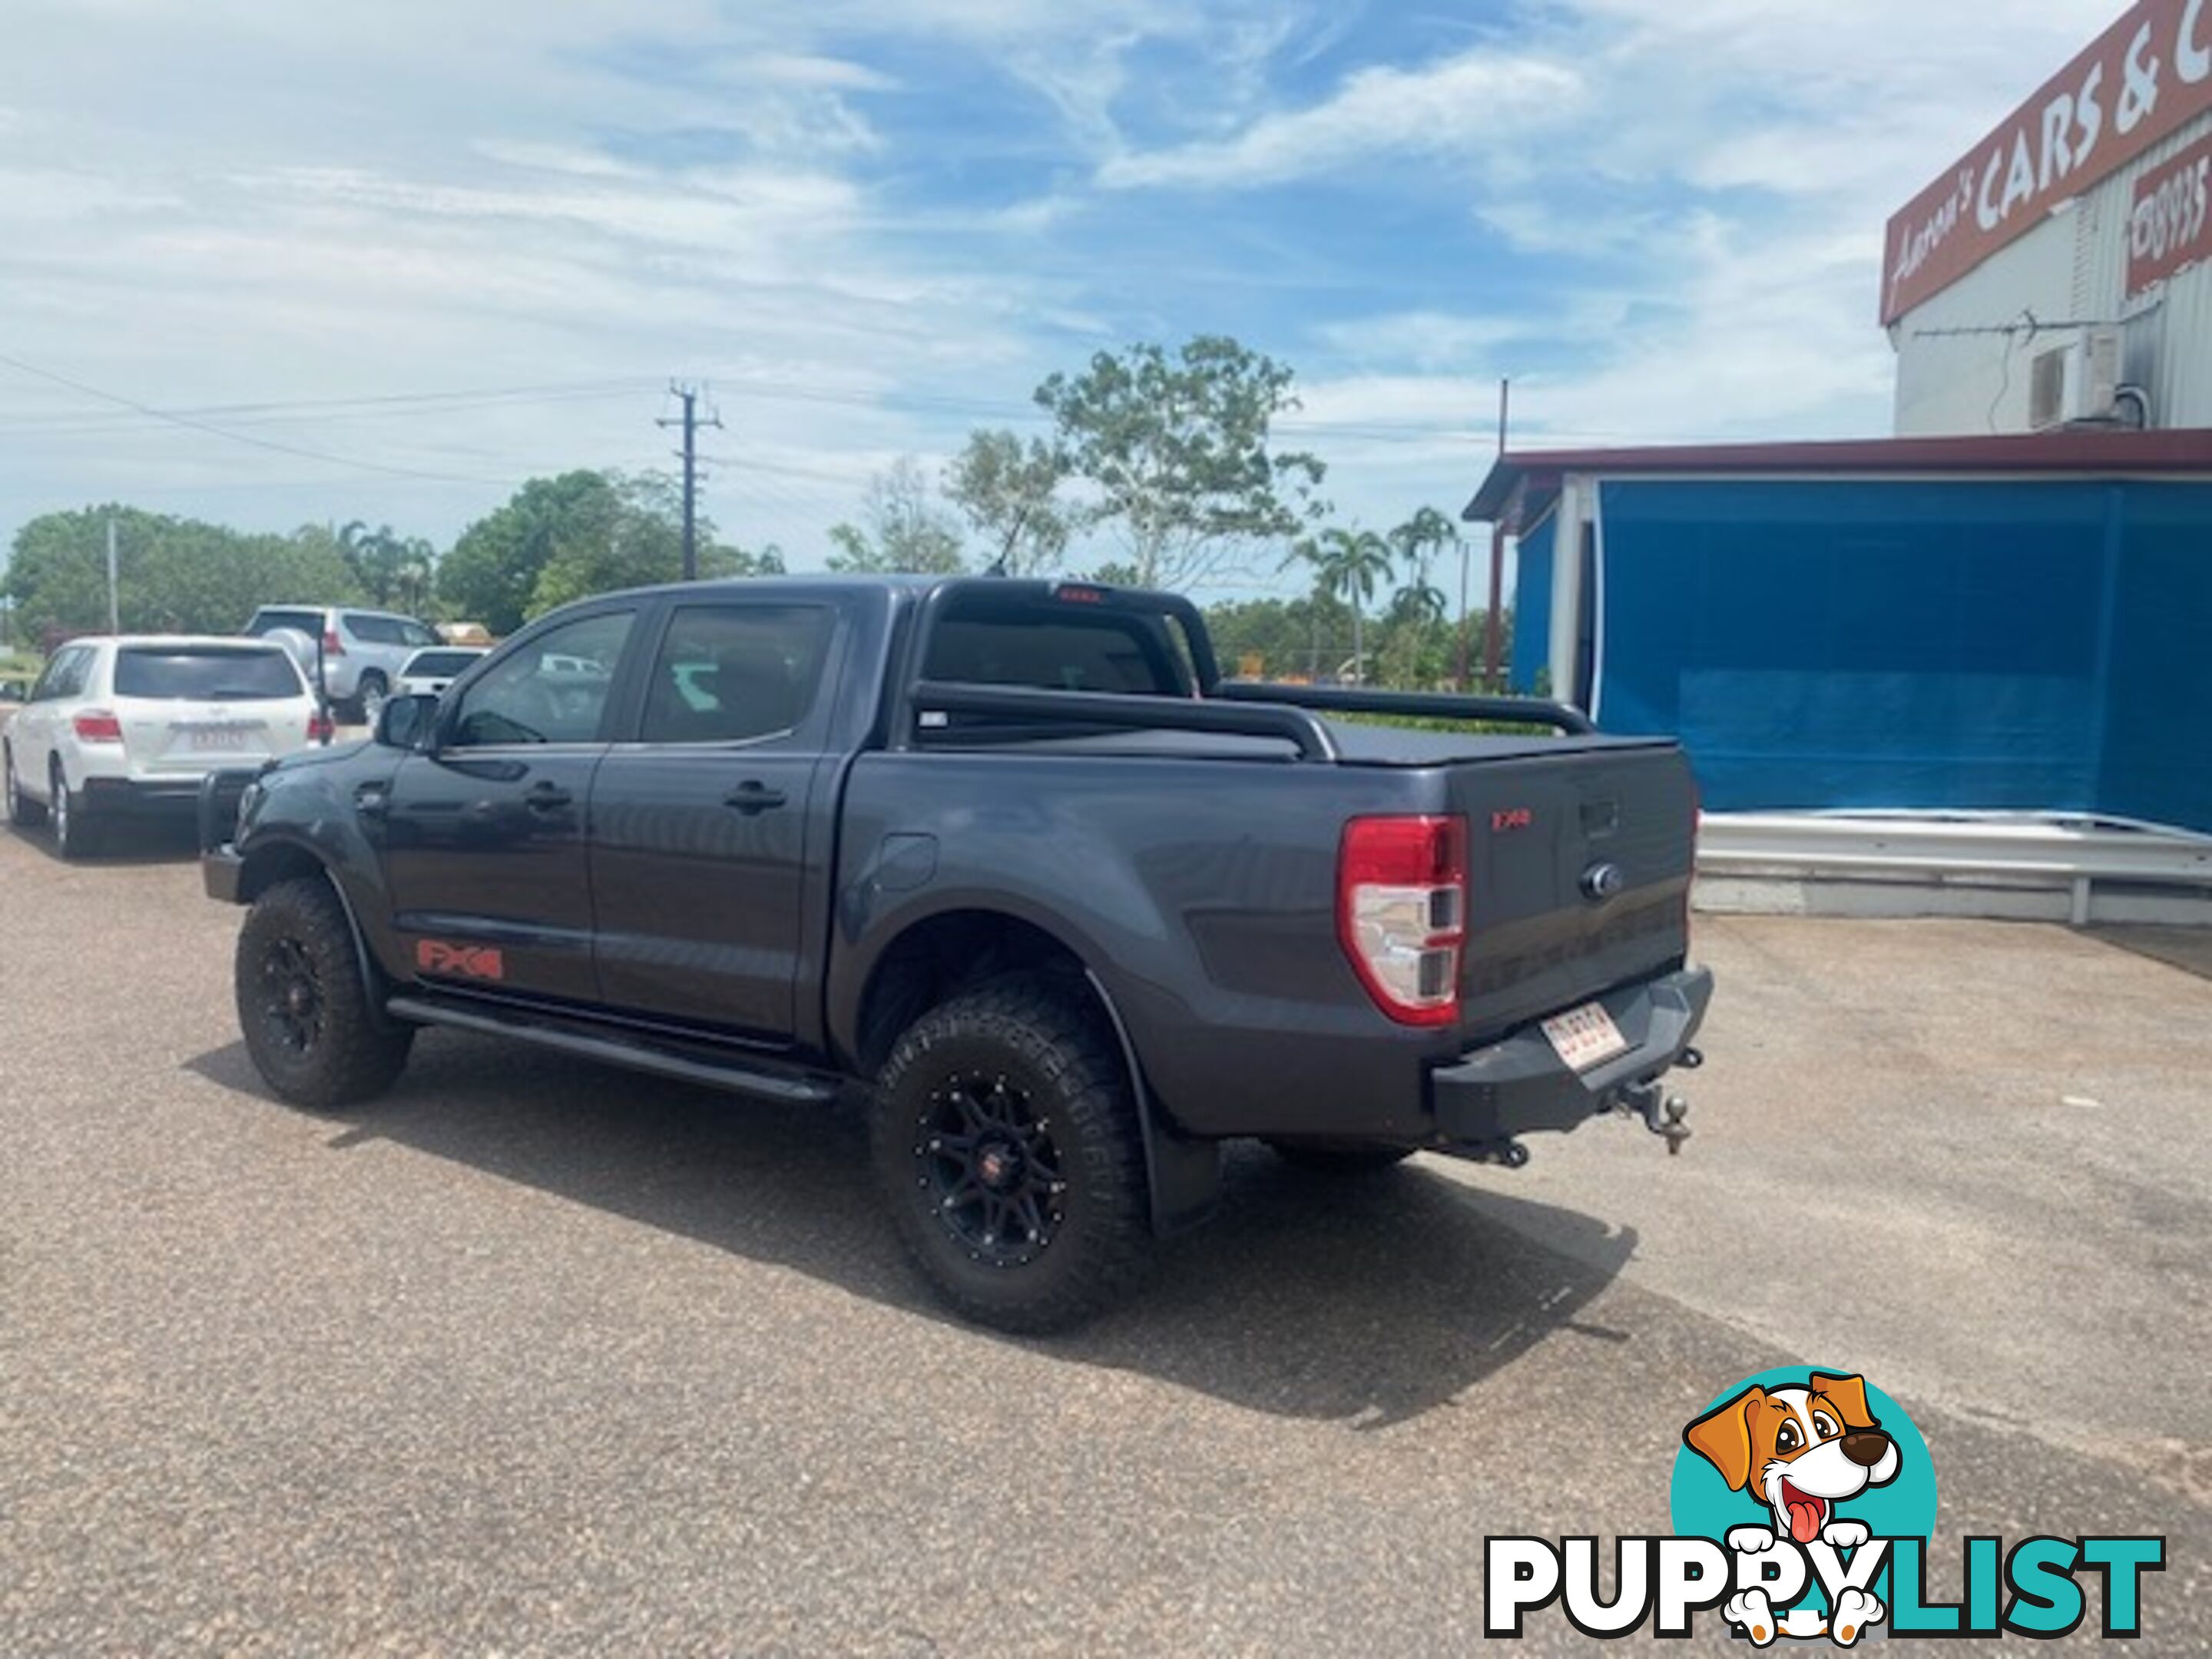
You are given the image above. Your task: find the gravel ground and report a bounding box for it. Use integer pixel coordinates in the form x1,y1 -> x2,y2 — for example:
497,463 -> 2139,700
2,818 -> 2206,1654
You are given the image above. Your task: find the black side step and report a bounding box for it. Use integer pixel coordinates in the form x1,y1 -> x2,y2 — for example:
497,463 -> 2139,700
386,996 -> 840,1105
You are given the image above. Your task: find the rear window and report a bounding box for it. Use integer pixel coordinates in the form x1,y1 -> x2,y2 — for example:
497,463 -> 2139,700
405,650 -> 480,677
248,609 -> 320,637
922,604 -> 1188,696
114,647 -> 303,700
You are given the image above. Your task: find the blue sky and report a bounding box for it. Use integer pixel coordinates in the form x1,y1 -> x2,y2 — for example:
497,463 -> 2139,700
0,0 -> 2123,594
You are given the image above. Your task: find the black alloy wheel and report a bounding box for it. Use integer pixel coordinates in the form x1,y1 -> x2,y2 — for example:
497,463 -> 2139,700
914,1068 -> 1069,1269
257,934 -> 327,1058
873,975 -> 1154,1333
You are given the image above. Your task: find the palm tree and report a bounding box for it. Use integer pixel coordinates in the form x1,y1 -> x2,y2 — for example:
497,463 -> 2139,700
1293,528 -> 1392,683
396,537 -> 437,617
1389,581 -> 1448,629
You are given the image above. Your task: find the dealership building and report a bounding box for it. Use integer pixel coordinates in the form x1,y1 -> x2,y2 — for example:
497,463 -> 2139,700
1888,0 -> 2212,436
1470,0 -> 2212,920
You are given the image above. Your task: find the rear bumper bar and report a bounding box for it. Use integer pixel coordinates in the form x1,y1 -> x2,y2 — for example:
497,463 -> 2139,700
79,776 -> 209,817
1430,967 -> 1714,1147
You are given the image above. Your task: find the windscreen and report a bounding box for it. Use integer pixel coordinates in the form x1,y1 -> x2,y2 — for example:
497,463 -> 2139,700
922,601 -> 1190,696
114,646 -> 303,700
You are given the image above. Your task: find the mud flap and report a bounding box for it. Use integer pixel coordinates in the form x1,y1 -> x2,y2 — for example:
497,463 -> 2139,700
1085,969 -> 1221,1237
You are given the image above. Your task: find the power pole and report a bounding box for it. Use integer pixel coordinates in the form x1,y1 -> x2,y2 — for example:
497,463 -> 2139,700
1482,378 -> 1511,691
658,382 -> 723,581
106,515 -> 120,634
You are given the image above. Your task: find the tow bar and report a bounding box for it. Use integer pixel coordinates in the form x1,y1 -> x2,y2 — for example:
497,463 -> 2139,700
1618,1045 -> 1700,1155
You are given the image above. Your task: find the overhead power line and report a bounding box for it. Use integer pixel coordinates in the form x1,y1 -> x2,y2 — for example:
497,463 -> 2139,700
0,379 -> 665,439
0,353 -> 528,485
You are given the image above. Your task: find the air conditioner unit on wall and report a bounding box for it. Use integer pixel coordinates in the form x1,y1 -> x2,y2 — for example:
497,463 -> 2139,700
2028,326 -> 2122,429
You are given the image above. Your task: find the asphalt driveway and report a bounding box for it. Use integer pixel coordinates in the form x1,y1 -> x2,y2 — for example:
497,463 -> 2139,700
1,820 -> 2204,1653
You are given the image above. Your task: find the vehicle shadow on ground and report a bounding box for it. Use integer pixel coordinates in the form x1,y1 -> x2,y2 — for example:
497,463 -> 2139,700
5,820 -> 203,866
187,1031 -> 1640,1426
2088,925 -> 2212,984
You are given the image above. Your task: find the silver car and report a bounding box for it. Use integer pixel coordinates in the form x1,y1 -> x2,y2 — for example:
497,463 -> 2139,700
243,604 -> 441,724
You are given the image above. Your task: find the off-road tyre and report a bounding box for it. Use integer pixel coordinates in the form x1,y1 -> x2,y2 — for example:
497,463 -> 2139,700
236,876 -> 414,1110
873,975 -> 1154,1333
4,746 -> 44,826
1263,1138 -> 1419,1176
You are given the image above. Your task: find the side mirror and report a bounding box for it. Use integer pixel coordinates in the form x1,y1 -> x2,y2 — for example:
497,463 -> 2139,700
376,692 -> 439,751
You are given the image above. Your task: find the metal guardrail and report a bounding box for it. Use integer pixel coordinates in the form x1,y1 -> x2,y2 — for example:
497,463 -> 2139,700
1696,813 -> 2212,924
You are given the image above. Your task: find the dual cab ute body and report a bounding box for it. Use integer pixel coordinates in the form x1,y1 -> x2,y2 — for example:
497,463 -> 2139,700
204,576 -> 1710,1328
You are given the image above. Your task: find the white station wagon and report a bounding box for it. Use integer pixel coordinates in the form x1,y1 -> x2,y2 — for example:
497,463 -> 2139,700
2,635 -> 329,858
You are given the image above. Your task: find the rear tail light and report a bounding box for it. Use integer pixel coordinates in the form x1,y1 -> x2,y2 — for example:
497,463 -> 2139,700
1338,814 -> 1469,1027
322,628 -> 346,658
1685,775 -> 1702,949
307,710 -> 335,744
71,709 -> 123,743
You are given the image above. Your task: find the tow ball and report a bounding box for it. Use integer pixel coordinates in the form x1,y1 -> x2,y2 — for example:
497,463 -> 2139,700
1618,1072 -> 1694,1156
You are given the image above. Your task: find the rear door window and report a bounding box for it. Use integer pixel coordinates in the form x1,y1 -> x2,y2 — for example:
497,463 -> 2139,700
344,614 -> 399,645
114,647 -> 303,700
32,646 -> 91,701
639,606 -> 836,745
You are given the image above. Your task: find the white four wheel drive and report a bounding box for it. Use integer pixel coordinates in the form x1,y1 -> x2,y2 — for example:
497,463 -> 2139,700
2,635 -> 330,859
243,605 -> 442,725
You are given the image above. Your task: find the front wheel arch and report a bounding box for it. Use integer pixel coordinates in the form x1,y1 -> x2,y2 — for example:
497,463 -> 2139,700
234,843 -> 401,1033
235,875 -> 413,1108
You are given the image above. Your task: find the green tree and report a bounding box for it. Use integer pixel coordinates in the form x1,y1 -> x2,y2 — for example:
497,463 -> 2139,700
1288,528 -> 1393,684
700,541 -> 787,581
526,472 -> 685,616
394,535 -> 438,618
441,470 -> 724,631
1035,335 -> 1328,591
5,506 -> 363,643
1204,592 -> 1354,681
826,458 -> 966,575
441,471 -> 608,634
943,429 -> 1069,577
1387,508 -> 1457,608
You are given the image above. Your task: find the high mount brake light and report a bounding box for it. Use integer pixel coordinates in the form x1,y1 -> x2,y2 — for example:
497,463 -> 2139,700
1338,814 -> 1470,1028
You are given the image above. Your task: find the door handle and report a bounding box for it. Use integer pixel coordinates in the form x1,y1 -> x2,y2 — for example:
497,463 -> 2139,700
354,783 -> 389,820
723,780 -> 788,815
525,780 -> 574,812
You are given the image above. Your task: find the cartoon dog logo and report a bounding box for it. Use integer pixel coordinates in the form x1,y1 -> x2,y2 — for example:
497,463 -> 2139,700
1683,1373 -> 1900,1646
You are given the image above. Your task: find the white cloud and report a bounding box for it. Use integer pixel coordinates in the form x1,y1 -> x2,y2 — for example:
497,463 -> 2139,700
0,0 -> 2154,571
1101,50 -> 1584,188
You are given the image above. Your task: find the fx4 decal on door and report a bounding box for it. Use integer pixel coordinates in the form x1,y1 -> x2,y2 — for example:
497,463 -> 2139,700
415,939 -> 505,981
